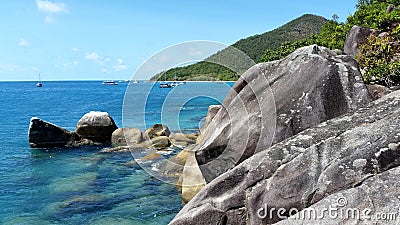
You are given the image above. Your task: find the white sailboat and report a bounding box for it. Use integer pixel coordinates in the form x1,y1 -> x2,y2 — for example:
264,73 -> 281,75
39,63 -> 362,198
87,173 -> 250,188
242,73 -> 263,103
36,73 -> 42,87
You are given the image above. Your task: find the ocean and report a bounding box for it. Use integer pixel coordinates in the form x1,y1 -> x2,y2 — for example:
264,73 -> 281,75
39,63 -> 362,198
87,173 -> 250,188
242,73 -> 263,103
0,81 -> 233,224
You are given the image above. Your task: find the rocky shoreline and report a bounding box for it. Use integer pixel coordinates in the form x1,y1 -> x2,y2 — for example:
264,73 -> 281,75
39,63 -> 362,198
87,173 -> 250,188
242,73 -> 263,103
28,25 -> 400,225
28,111 -> 198,152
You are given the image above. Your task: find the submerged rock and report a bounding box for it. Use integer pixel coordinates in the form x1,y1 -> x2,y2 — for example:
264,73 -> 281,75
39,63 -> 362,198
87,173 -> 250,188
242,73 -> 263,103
170,90 -> 400,225
195,45 -> 372,183
142,136 -> 171,149
136,152 -> 162,162
157,146 -> 194,178
99,144 -> 143,153
28,117 -> 90,148
76,111 -> 118,143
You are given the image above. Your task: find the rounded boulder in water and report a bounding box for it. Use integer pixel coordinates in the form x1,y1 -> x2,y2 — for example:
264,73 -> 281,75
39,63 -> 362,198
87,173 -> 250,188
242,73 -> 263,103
76,111 -> 118,143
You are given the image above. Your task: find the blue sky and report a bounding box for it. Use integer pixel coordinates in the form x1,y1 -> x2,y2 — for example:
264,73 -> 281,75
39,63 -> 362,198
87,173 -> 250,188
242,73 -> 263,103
0,0 -> 357,81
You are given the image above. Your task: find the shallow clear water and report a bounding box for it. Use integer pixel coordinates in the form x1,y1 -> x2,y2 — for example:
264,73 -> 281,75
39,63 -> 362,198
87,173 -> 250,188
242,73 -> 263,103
0,81 -> 233,224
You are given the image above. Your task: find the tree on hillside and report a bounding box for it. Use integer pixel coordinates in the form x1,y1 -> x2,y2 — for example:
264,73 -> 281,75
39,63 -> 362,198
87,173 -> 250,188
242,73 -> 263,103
332,14 -> 339,22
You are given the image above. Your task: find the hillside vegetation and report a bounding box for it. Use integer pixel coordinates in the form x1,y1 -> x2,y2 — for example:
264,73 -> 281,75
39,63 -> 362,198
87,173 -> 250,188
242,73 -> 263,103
260,0 -> 400,86
151,14 -> 327,81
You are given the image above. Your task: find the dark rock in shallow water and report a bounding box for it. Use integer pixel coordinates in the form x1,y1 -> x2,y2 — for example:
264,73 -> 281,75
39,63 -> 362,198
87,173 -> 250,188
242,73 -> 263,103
28,117 -> 89,148
76,111 -> 118,143
169,90 -> 400,225
195,45 -> 371,183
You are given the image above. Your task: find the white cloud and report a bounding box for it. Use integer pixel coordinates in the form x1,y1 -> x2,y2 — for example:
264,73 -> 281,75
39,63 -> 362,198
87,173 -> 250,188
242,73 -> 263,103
18,38 -> 29,47
0,64 -> 35,72
101,68 -> 110,73
45,15 -> 54,23
72,47 -> 78,52
113,64 -> 128,71
36,0 -> 68,13
187,47 -> 203,56
113,58 -> 128,71
85,52 -> 101,61
72,60 -> 78,65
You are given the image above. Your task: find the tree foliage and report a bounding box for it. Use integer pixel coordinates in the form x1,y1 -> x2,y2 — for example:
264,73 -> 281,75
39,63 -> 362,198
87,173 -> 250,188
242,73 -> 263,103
150,14 -> 327,81
356,34 -> 400,86
259,20 -> 348,62
353,0 -> 400,86
260,0 -> 400,87
232,14 -> 327,62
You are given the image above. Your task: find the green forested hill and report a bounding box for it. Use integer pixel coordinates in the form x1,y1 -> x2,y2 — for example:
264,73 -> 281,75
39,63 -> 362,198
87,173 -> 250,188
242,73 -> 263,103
151,14 -> 327,81
232,14 -> 327,61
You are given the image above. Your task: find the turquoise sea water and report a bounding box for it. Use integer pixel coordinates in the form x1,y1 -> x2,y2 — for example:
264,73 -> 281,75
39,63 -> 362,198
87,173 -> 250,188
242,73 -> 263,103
0,81 -> 233,224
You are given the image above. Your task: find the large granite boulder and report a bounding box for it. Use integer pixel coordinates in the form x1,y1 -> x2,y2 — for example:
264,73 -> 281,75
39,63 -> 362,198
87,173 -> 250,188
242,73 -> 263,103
276,166 -> 400,224
111,128 -> 142,146
195,45 -> 371,183
76,111 -> 118,143
199,105 -> 222,135
169,90 -> 400,225
344,25 -> 379,57
181,150 -> 206,205
143,124 -> 171,140
28,117 -> 89,148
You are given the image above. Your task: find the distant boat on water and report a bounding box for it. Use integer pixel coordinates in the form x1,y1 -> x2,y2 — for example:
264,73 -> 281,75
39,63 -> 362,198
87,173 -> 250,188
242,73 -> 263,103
159,71 -> 173,88
102,80 -> 118,85
36,73 -> 42,87
159,83 -> 173,88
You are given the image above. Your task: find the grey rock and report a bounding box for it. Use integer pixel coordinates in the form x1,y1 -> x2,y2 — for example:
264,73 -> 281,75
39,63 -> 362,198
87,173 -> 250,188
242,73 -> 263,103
387,5 -> 398,14
76,111 -> 118,143
28,117 -> 90,148
111,128 -> 142,146
276,166 -> 400,225
195,45 -> 371,182
169,133 -> 196,148
199,105 -> 222,135
143,124 -> 171,140
332,49 -> 343,55
158,146 -> 194,177
344,25 -> 379,57
366,84 -> 391,100
170,90 -> 400,225
142,136 -> 171,149
378,31 -> 390,38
